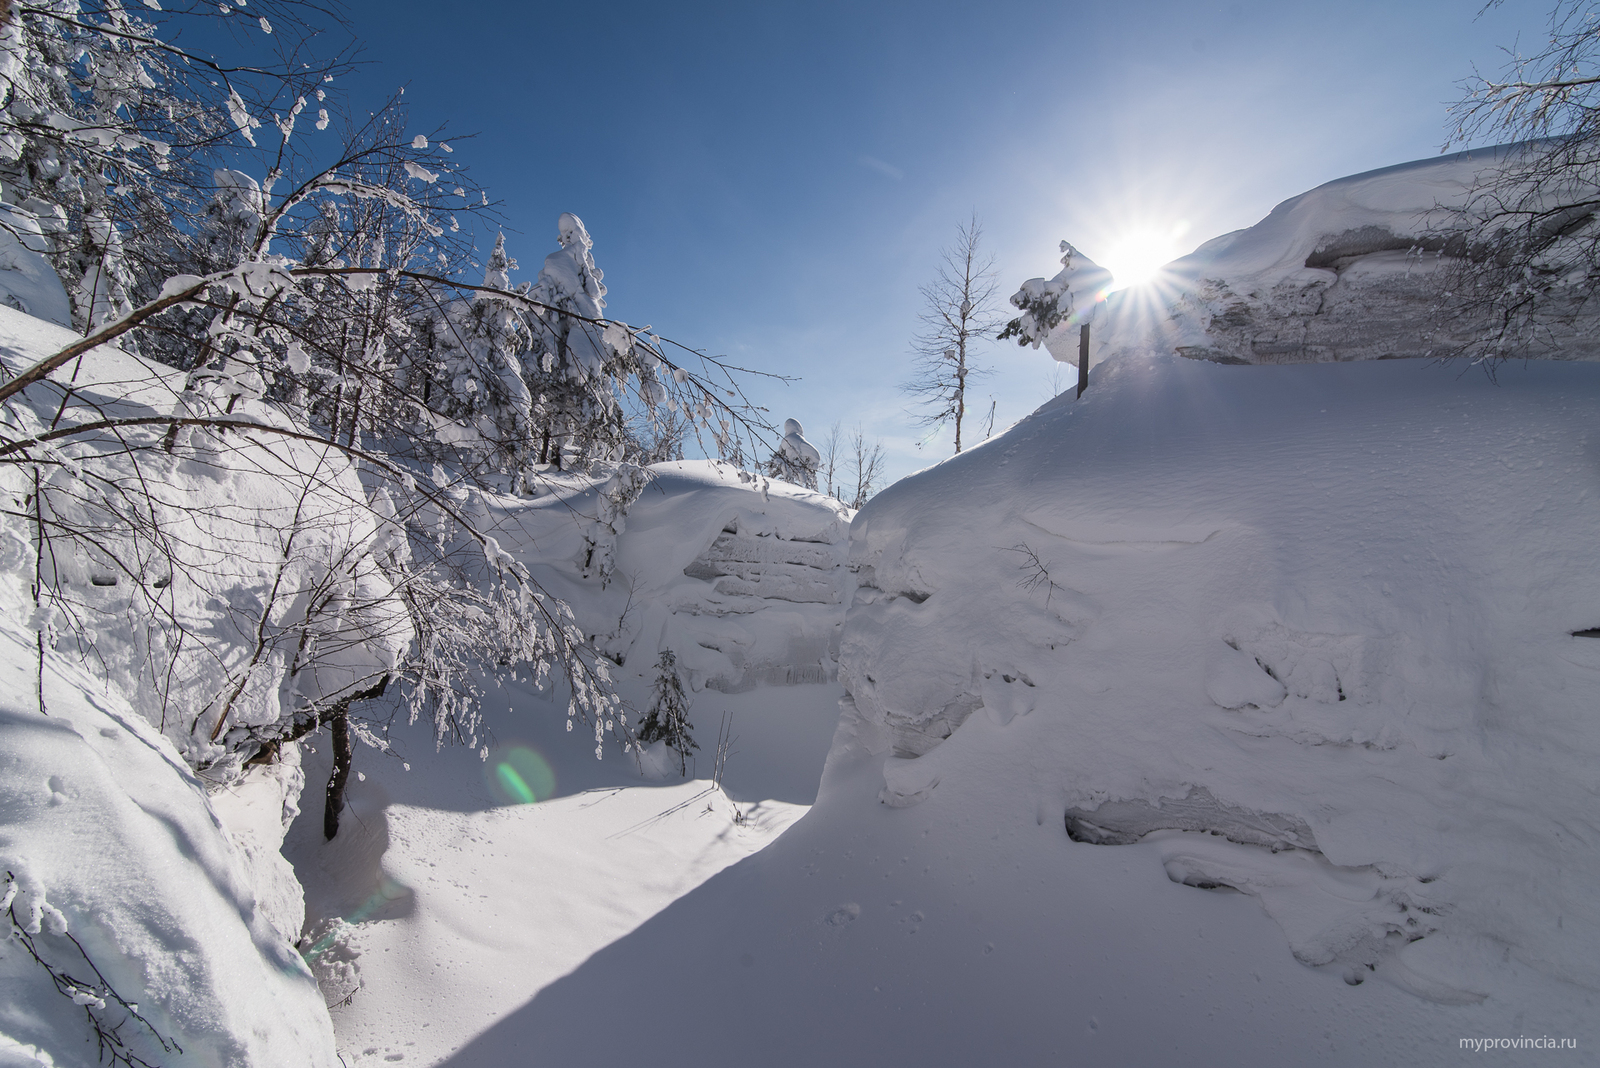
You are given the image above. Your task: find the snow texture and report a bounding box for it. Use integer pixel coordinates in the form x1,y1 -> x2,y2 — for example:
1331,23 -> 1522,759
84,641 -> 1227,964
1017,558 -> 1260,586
844,349 -> 1600,1010
0,198 -> 70,328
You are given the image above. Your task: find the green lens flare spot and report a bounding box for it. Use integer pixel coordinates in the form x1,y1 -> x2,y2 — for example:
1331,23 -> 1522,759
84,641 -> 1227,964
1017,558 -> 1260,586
496,763 -> 535,804
485,745 -> 556,805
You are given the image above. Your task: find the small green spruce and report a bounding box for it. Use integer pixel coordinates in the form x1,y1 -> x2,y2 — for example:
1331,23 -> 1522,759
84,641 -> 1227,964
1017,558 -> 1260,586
639,649 -> 698,776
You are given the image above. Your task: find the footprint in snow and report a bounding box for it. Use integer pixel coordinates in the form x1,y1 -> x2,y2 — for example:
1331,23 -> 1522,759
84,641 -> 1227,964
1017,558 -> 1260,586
825,903 -> 860,926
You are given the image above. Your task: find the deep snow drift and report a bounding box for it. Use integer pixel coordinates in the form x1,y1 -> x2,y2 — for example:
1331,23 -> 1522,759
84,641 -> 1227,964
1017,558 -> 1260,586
843,352 -> 1600,1006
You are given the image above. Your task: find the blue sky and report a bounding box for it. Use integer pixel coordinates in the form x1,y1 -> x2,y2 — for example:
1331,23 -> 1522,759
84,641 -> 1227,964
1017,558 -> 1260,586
337,0 -> 1547,484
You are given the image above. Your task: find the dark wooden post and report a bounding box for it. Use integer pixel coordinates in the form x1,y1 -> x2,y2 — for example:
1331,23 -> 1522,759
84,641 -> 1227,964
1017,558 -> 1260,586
1076,324 -> 1090,398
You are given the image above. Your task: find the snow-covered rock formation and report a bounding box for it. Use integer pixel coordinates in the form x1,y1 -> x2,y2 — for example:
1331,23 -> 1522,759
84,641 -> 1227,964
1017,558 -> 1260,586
0,304 -> 411,1065
1054,145 -> 1600,366
839,350 -> 1600,1015
488,461 -> 852,695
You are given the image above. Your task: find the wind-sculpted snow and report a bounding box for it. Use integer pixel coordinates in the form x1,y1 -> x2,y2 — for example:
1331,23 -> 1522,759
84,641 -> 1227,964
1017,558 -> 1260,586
840,351 -> 1600,1012
1076,145 -> 1600,366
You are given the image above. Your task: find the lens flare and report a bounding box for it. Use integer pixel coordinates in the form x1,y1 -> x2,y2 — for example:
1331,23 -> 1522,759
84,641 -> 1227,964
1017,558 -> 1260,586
1101,221 -> 1191,291
485,744 -> 556,806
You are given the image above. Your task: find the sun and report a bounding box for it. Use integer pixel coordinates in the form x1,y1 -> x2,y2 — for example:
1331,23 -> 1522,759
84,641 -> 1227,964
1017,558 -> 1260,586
1099,221 -> 1191,291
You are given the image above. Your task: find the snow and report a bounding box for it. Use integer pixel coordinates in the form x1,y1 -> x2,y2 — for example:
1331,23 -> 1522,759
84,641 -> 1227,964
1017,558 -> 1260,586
6,143 -> 1600,1067
840,351 -> 1600,1030
0,554 -> 335,1068
284,709 -> 813,1064
272,346 -> 1600,1067
478,459 -> 852,694
0,200 -> 70,328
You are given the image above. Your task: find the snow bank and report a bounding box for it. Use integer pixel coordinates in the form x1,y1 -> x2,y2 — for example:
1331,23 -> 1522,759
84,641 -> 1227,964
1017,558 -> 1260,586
1070,145 -> 1600,365
0,581 -> 336,1066
841,351 -> 1600,1014
0,303 -> 395,1065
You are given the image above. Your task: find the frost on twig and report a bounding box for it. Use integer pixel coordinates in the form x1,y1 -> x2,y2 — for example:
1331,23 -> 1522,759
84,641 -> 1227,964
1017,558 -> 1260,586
4,872 -> 181,1068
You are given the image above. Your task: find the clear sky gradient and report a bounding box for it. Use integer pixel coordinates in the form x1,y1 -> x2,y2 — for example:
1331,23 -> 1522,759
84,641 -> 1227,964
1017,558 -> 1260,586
335,0 -> 1548,485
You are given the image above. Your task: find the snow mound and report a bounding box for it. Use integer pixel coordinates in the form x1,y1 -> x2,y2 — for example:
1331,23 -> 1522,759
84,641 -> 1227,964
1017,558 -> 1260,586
0,586 -> 336,1066
1072,145 -> 1600,365
842,351 -> 1600,1011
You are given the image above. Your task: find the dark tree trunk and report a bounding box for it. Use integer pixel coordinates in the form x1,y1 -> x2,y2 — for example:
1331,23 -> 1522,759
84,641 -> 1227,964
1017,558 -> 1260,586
1077,324 -> 1091,398
323,708 -> 352,840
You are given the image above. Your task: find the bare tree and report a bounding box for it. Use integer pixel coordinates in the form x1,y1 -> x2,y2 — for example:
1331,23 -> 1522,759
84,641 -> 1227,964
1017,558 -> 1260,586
1431,0 -> 1600,361
905,215 -> 1002,453
846,425 -> 886,509
818,420 -> 842,500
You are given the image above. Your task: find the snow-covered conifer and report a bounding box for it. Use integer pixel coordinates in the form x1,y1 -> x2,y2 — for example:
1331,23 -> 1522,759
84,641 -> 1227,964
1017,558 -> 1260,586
529,213 -> 629,468
639,649 -> 697,776
999,241 -> 1112,350
425,233 -> 537,480
768,417 -> 821,489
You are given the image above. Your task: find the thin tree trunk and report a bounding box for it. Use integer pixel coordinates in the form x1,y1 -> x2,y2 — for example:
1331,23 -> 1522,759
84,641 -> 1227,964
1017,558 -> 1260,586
954,338 -> 967,453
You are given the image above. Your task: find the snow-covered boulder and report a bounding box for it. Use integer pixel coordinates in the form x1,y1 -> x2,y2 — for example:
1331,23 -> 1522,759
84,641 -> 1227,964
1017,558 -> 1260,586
1081,144 -> 1600,366
840,350 -> 1600,1010
0,305 -> 412,778
494,460 -> 852,693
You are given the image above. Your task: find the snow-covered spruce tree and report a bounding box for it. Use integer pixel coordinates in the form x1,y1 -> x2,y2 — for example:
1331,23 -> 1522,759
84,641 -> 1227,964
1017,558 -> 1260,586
529,212 -> 615,467
998,240 -> 1108,350
0,0 -> 354,338
767,417 -> 820,488
418,232 -> 538,482
639,648 -> 697,776
905,214 -> 1001,454
1426,0 -> 1600,361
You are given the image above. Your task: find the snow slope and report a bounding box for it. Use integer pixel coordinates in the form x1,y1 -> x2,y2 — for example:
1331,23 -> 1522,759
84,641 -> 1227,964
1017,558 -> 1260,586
844,353 -> 1600,1013
1070,145 -> 1600,366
